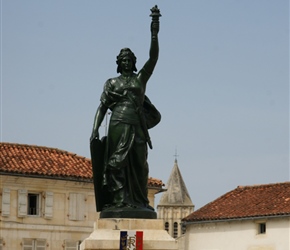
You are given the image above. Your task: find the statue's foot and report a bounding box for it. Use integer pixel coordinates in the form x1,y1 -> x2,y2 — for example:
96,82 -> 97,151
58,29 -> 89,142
146,204 -> 155,211
115,202 -> 125,208
100,204 -> 157,219
102,202 -> 154,211
115,202 -> 137,209
103,204 -> 113,210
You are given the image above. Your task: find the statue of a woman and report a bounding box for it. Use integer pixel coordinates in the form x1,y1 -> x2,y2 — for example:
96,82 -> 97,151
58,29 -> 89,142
90,6 -> 161,218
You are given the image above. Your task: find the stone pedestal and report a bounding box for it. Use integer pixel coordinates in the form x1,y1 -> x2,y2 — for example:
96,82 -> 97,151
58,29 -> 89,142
80,218 -> 178,250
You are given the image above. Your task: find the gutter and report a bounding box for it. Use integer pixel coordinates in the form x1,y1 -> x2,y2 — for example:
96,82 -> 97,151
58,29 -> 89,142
182,214 -> 290,225
0,171 -> 93,183
148,186 -> 167,194
0,172 -> 165,189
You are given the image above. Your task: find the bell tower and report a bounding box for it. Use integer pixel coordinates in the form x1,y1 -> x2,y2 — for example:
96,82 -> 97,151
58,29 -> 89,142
157,159 -> 194,238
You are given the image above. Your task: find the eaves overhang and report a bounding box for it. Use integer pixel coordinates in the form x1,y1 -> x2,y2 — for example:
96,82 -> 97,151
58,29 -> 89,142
0,171 -> 93,183
182,214 -> 290,225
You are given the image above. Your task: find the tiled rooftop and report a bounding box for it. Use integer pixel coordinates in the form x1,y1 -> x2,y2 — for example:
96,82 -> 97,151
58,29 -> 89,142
183,182 -> 290,222
148,177 -> 165,188
0,142 -> 164,187
0,142 -> 92,181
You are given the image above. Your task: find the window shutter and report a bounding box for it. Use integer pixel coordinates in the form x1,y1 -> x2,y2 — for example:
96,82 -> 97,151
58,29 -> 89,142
22,238 -> 33,250
43,191 -> 53,219
64,240 -> 79,250
2,188 -> 10,216
0,238 -> 3,250
35,239 -> 46,250
77,194 -> 85,221
22,238 -> 46,250
69,193 -> 85,221
18,189 -> 27,217
69,193 -> 77,220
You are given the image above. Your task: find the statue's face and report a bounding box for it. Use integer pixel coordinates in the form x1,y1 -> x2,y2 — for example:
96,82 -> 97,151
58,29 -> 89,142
120,56 -> 133,73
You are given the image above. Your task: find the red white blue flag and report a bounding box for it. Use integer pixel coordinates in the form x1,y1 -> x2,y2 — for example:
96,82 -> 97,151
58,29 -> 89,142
120,230 -> 143,250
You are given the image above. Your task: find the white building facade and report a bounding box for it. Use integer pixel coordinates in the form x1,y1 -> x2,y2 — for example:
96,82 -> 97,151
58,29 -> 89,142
182,182 -> 290,250
185,217 -> 290,250
1,175 -> 97,250
0,142 -> 164,250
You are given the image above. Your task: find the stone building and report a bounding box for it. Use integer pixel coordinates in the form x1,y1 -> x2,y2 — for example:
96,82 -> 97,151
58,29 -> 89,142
157,159 -> 194,239
182,182 -> 290,250
0,142 -> 164,250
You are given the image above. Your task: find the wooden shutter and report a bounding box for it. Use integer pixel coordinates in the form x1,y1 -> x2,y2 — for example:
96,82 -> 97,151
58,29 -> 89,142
69,193 -> 85,221
0,238 -> 3,250
64,240 -> 79,250
22,239 -> 46,250
43,191 -> 53,219
35,239 -> 46,250
1,188 -> 10,216
18,189 -> 27,217
22,238 -> 33,250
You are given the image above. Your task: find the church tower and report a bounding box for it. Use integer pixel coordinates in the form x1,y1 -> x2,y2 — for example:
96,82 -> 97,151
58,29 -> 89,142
157,159 -> 194,238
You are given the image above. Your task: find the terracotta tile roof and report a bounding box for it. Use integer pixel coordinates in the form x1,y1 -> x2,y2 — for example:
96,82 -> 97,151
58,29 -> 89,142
0,142 -> 164,187
183,182 -> 290,223
0,142 -> 92,181
148,177 -> 165,188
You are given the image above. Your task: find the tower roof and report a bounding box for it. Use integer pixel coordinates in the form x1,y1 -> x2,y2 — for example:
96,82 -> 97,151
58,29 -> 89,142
158,159 -> 193,206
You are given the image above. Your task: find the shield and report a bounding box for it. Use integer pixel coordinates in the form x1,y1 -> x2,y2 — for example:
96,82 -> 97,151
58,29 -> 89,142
90,136 -> 109,211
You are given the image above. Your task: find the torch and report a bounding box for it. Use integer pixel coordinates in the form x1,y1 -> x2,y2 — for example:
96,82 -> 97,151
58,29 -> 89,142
150,5 -> 161,39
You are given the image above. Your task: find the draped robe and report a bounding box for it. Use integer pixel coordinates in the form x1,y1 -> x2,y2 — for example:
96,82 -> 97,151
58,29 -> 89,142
100,70 -> 151,208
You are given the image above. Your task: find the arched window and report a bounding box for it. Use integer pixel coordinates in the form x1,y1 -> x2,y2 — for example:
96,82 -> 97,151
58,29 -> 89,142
173,222 -> 178,238
165,222 -> 169,232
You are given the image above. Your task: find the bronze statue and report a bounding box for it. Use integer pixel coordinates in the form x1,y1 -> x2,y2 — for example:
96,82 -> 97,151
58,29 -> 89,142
90,5 -> 161,219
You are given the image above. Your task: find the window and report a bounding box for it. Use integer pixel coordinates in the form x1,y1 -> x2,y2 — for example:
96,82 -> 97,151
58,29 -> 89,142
164,222 -> 169,232
18,190 -> 41,217
64,240 -> 80,250
181,222 -> 186,234
18,190 -> 53,218
258,223 -> 266,234
173,222 -> 178,238
27,193 -> 40,216
22,238 -> 46,250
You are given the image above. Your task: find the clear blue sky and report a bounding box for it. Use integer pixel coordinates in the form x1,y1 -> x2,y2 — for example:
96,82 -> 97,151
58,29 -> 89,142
1,0 -> 289,209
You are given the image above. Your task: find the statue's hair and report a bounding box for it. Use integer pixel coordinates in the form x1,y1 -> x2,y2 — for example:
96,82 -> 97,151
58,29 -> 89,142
116,48 -> 137,73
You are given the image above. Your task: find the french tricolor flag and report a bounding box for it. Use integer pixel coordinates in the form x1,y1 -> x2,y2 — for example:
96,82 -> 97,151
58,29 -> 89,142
120,230 -> 143,250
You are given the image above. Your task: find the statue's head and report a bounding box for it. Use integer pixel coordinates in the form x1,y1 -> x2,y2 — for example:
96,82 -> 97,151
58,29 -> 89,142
116,48 -> 137,73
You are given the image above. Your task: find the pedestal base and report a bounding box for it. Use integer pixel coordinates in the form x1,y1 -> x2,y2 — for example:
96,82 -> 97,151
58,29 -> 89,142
80,218 -> 178,250
100,207 -> 157,219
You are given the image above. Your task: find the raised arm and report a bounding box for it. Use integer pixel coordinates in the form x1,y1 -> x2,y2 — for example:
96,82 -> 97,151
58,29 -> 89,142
139,6 -> 161,83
